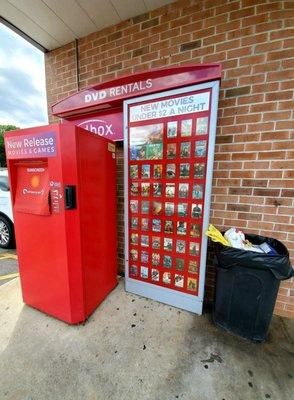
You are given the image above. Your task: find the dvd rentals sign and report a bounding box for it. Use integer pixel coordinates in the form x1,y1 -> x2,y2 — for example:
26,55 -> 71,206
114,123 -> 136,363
53,66 -> 222,143
84,79 -> 152,104
59,80 -> 154,141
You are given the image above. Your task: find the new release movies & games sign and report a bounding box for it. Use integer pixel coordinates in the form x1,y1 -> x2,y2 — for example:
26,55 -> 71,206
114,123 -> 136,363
5,132 -> 57,159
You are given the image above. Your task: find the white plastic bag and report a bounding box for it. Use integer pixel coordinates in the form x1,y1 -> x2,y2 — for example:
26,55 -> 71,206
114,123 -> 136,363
224,228 -> 246,249
224,227 -> 266,253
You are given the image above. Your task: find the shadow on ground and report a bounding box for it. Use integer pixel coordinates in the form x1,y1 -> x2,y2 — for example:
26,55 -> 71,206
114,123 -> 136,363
0,278 -> 293,400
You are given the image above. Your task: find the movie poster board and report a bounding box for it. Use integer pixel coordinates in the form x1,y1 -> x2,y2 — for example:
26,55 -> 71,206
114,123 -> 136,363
124,81 -> 220,314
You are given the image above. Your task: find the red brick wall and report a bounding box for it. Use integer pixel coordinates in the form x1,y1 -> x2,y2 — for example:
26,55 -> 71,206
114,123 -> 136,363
45,0 -> 294,318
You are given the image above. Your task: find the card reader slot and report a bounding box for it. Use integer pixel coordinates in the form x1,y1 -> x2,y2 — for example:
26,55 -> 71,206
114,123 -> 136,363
64,185 -> 76,210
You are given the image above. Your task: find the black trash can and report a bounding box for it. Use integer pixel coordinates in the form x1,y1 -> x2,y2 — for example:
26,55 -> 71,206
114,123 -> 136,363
213,234 -> 293,342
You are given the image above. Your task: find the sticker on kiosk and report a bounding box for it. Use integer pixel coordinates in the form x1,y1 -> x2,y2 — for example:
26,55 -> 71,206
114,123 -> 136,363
14,164 -> 51,215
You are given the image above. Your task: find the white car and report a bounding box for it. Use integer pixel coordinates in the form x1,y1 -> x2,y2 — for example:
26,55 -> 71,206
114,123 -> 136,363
0,169 -> 15,248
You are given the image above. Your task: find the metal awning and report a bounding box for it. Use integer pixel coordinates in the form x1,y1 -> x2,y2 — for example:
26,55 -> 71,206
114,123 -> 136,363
0,0 -> 173,52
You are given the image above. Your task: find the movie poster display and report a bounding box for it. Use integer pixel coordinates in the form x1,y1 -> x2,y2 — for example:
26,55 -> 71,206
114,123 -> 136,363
124,82 -> 220,314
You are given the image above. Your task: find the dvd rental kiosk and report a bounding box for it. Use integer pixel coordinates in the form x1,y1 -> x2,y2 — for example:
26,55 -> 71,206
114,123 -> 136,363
51,64 -> 221,315
5,124 -> 117,324
6,64 -> 220,320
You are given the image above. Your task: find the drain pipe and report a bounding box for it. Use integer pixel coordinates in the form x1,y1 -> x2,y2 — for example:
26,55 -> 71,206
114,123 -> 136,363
75,38 -> 80,91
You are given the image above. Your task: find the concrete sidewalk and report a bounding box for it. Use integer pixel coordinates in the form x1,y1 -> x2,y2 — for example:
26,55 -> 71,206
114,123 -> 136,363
0,277 -> 293,400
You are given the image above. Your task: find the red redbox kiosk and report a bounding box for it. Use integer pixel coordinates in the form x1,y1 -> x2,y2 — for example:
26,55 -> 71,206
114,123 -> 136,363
51,64 -> 221,315
5,124 -> 117,324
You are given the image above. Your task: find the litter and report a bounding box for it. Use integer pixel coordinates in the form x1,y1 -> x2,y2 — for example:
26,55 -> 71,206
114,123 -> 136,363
205,225 -> 229,246
205,225 -> 278,255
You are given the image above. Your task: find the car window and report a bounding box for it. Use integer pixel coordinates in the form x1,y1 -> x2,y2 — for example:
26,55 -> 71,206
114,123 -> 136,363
0,176 -> 10,191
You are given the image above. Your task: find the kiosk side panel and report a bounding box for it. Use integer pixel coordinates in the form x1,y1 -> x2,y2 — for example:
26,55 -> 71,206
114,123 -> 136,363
75,126 -> 117,317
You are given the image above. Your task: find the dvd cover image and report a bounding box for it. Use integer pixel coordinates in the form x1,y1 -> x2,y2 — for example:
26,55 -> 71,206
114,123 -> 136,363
196,117 -> 208,135
163,255 -> 172,268
181,119 -> 192,137
165,202 -> 174,216
141,266 -> 148,279
166,183 -> 175,198
180,142 -> 191,158
195,140 -> 207,157
167,121 -> 177,138
179,183 -> 189,198
175,258 -> 184,271
152,236 -> 161,249
167,143 -> 177,158
154,164 -> 162,178
163,272 -> 171,284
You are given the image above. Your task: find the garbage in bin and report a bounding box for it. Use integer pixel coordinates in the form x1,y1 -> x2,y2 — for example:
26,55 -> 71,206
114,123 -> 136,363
211,231 -> 293,342
206,224 -> 278,254
224,227 -> 277,254
205,224 -> 230,246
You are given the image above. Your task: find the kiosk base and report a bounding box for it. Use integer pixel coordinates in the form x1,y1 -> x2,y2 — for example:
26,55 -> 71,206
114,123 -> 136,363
126,278 -> 203,315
